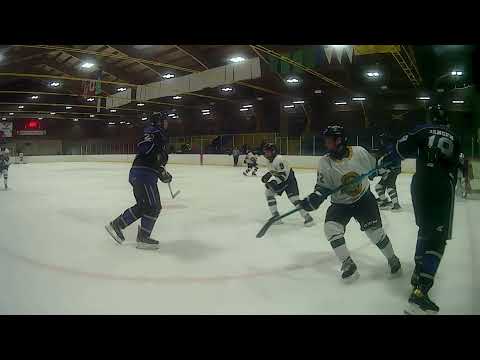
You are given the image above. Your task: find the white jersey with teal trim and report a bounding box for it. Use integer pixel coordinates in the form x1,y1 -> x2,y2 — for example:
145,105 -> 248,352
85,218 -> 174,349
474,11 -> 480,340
266,155 -> 291,184
315,146 -> 376,204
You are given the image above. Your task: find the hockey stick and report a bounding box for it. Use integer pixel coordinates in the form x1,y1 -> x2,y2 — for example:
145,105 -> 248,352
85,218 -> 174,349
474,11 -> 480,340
256,165 -> 389,238
168,182 -> 180,199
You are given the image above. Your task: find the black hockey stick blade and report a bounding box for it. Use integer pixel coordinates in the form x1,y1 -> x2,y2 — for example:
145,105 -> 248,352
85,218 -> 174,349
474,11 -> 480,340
172,190 -> 180,198
256,207 -> 302,238
168,182 -> 180,199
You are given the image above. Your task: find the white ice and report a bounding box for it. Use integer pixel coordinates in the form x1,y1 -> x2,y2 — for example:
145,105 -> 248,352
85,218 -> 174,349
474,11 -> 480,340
0,162 -> 479,314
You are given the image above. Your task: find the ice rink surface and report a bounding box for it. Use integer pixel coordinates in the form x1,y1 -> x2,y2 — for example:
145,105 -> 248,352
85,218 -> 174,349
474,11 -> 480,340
0,161 -> 479,314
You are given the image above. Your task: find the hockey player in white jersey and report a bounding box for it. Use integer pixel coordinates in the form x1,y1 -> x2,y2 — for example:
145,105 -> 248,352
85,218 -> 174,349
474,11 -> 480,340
243,150 -> 258,176
299,125 -> 401,281
262,143 -> 314,227
0,146 -> 10,190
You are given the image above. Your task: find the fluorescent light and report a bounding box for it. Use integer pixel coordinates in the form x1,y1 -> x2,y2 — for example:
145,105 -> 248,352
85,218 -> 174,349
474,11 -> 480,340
367,71 -> 380,77
110,109 -> 117,112
50,81 -> 60,87
456,71 -> 463,76
202,112 -> 210,115
286,77 -> 300,83
137,103 -> 145,107
117,87 -> 127,92
120,121 -> 125,124
162,73 -> 175,79
38,118 -> 43,120
293,100 -> 305,104
229,56 -> 245,63
240,108 -> 249,112
81,62 -> 95,69
257,97 -> 263,101
126,122 -> 131,125
416,96 -> 430,100
221,87 -> 233,92
331,45 -> 346,49
108,122 -> 115,125
283,104 -> 294,108
89,114 -> 95,118
381,85 -> 388,90
334,101 -> 347,105
1,117 -> 6,120
65,106 -> 72,110
31,95 -> 39,100
168,114 -> 176,117
201,109 -> 210,113
87,97 -> 95,102
314,89 -> 323,94
18,105 -> 24,109
242,104 -> 253,108
73,118 -> 79,122
141,117 -> 148,121
173,96 -> 182,100
50,112 -> 56,115
452,100 -> 464,104
9,112 -> 14,115
352,97 -> 366,101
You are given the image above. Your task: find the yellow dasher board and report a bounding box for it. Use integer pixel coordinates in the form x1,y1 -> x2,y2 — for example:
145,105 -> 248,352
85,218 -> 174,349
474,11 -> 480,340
353,45 -> 400,55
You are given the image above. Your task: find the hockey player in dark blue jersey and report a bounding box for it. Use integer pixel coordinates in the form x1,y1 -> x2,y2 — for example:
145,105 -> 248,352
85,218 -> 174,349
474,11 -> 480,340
380,104 -> 462,314
105,114 -> 172,250
374,133 -> 402,211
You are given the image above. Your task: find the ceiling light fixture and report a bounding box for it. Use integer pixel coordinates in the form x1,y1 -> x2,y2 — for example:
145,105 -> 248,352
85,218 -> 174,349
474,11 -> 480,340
452,100 -> 465,104
293,100 -> 305,104
416,96 -> 430,100
229,56 -> 245,63
242,105 -> 253,108
352,97 -> 366,101
9,113 -> 14,115
108,122 -> 115,125
334,101 -> 347,105
162,73 -> 175,79
221,87 -> 233,92
173,96 -> 182,100
31,95 -> 39,100
81,62 -> 95,69
141,117 -> 148,121
283,104 -> 294,108
18,105 -> 24,109
87,97 -> 95,102
90,114 -> 95,118
137,103 -> 145,107
65,106 -> 72,110
50,112 -> 56,115
286,77 -> 300,84
117,87 -> 127,92
240,108 -> 249,112
50,81 -> 60,87
110,109 -> 117,113
73,118 -> 79,122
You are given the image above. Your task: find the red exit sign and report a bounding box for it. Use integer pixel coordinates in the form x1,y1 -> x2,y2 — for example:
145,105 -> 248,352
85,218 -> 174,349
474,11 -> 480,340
25,119 -> 41,130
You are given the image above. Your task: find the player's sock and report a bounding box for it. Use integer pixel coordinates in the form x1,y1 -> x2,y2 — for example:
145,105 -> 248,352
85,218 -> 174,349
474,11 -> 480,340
267,196 -> 279,216
387,187 -> 401,210
366,228 -> 396,260
375,183 -> 387,201
329,237 -> 352,264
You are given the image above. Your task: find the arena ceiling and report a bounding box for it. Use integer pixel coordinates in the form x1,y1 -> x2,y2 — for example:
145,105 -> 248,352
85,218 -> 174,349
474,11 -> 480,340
0,45 -> 473,125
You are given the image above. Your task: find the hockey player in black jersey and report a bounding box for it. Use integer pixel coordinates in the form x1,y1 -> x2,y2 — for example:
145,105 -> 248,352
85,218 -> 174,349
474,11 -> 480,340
374,133 -> 402,211
105,114 -> 173,250
380,104 -> 462,314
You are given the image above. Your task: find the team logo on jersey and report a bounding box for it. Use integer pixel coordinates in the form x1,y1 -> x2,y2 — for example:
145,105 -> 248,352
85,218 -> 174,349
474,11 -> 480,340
341,171 -> 362,196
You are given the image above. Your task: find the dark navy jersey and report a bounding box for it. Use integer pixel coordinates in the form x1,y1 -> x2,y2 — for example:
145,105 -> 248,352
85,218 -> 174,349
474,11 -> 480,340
394,125 -> 461,182
130,126 -> 169,184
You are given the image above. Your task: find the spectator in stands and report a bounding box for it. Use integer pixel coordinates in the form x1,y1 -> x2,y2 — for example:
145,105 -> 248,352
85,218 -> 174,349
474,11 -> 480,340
232,147 -> 240,167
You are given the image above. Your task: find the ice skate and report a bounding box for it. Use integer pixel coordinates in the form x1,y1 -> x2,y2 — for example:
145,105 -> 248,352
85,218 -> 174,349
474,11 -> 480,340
136,227 -> 159,250
105,219 -> 125,245
404,288 -> 439,315
304,214 -> 314,227
387,255 -> 402,275
391,203 -> 402,212
378,199 -> 393,210
340,257 -> 359,282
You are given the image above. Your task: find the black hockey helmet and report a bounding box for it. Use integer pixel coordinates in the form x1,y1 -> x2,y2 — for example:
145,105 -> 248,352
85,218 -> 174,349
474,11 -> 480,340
323,124 -> 348,159
263,143 -> 278,162
429,103 -> 448,125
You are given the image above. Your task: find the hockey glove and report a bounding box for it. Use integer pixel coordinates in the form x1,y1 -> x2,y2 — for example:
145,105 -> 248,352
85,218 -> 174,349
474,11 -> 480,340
261,172 -> 272,184
159,167 -> 172,183
300,192 -> 326,212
